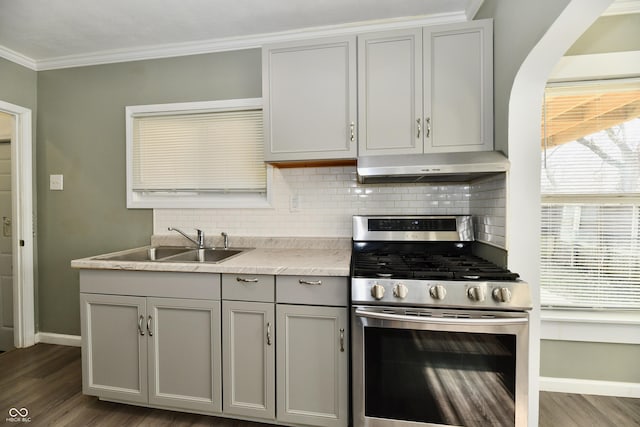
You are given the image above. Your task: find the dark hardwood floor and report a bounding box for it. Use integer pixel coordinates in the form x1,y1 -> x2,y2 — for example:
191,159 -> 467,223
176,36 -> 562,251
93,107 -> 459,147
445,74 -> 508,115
1,344 -> 639,426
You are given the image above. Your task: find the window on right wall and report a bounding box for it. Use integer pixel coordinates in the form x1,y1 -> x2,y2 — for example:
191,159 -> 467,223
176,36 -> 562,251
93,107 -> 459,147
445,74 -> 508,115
540,78 -> 640,310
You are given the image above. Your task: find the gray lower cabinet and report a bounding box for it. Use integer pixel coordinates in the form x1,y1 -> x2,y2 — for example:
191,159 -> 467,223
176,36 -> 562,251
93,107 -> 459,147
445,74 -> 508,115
80,293 -> 148,404
276,304 -> 348,427
80,270 -> 348,427
80,270 -> 222,414
222,300 -> 276,420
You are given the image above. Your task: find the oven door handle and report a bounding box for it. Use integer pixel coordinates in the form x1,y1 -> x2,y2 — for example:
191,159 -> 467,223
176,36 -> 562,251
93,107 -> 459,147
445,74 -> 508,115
354,308 -> 528,326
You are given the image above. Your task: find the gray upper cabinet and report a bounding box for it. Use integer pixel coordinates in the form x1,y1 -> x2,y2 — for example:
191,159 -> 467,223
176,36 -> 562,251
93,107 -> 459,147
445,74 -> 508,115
358,19 -> 493,156
263,36 -> 358,161
358,28 -> 423,156
222,300 -> 276,420
424,19 -> 493,152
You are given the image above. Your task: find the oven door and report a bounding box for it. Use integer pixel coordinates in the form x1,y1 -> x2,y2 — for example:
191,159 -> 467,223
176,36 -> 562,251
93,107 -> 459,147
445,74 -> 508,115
352,305 -> 529,427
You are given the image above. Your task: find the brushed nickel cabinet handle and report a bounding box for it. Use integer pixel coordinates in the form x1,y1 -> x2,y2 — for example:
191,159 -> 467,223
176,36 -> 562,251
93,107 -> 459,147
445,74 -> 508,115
425,117 -> 431,138
266,322 -> 272,346
350,122 -> 355,142
339,328 -> 345,352
138,315 -> 145,336
236,277 -> 259,283
298,279 -> 322,286
147,315 -> 153,336
417,118 -> 421,138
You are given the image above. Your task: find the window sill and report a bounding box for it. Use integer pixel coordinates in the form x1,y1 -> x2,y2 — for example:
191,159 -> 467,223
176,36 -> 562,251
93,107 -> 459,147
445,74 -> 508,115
541,309 -> 640,344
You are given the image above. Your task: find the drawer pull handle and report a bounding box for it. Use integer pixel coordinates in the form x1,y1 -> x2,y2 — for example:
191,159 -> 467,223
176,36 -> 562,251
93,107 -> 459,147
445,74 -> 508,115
236,277 -> 259,283
339,328 -> 345,352
147,315 -> 153,336
138,315 -> 145,336
266,322 -> 272,346
299,279 -> 322,286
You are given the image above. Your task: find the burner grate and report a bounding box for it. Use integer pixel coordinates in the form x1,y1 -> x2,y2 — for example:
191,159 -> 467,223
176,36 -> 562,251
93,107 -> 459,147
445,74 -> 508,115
351,251 -> 519,281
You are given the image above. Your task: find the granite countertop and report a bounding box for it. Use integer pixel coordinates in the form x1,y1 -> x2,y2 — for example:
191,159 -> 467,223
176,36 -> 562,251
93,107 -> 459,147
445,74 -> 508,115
70,236 -> 352,277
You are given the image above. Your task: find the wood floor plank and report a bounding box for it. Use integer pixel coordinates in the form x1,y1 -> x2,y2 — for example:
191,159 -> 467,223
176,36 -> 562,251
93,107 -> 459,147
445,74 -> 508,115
1,344 -> 639,426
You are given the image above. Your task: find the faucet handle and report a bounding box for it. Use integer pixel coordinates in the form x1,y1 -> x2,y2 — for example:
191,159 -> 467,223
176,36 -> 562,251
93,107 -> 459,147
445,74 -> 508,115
195,229 -> 205,247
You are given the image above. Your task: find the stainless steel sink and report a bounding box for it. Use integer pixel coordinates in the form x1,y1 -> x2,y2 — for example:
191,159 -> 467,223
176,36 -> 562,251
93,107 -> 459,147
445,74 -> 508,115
93,246 -> 249,263
94,246 -> 192,262
162,248 -> 245,263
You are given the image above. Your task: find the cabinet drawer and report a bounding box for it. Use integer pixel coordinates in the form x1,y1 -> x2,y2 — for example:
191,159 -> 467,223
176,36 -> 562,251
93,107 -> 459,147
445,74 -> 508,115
276,276 -> 348,306
222,274 -> 275,302
80,270 -> 220,300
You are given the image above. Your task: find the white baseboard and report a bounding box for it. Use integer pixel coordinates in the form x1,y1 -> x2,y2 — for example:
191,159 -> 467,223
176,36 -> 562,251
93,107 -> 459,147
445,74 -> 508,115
35,332 -> 81,347
540,376 -> 640,398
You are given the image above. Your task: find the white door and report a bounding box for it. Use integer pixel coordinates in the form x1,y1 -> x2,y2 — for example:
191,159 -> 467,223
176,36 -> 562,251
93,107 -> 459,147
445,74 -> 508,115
0,113 -> 13,351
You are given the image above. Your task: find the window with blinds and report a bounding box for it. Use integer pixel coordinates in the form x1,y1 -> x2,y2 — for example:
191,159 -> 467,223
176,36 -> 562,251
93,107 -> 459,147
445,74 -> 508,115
540,79 -> 640,309
126,98 -> 270,208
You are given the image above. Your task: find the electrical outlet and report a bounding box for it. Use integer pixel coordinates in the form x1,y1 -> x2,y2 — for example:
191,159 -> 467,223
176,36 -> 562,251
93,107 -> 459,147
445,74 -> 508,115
289,194 -> 300,212
50,174 -> 64,191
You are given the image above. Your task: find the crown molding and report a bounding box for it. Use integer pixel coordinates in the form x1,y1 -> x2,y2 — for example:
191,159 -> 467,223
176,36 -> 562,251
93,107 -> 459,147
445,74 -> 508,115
29,12 -> 466,71
0,45 -> 37,71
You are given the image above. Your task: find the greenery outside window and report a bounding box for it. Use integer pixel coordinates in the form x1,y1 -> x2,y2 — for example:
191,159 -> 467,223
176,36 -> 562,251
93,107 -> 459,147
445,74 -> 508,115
540,79 -> 640,310
126,98 -> 271,208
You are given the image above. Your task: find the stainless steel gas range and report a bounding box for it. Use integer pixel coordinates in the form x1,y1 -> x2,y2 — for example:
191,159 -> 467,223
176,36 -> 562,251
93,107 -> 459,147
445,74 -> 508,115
351,215 -> 532,427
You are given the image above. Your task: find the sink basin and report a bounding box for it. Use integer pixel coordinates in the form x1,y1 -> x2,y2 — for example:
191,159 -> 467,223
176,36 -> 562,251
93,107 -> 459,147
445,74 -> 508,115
95,246 -> 192,262
163,248 -> 244,263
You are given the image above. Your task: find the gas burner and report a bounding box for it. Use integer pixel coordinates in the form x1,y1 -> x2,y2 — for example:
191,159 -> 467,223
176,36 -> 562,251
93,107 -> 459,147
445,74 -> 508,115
350,215 -> 531,311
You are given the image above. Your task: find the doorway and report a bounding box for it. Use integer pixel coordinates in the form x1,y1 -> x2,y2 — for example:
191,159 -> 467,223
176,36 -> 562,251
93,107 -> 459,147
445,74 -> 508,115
0,100 -> 35,349
0,112 -> 13,351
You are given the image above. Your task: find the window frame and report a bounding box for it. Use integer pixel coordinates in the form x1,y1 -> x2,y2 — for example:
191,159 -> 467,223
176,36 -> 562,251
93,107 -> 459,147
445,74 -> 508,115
125,98 -> 272,209
540,78 -> 640,311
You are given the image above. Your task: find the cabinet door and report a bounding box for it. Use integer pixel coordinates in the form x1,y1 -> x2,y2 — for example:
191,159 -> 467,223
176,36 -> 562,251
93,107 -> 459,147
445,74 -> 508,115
358,29 -> 423,156
222,301 -> 275,419
424,20 -> 493,152
263,36 -> 357,161
80,293 -> 148,404
276,305 -> 348,427
147,298 -> 222,413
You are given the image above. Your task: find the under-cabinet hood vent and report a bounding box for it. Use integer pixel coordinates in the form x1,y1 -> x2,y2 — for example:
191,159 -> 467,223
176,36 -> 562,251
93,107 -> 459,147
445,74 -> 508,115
356,151 -> 509,184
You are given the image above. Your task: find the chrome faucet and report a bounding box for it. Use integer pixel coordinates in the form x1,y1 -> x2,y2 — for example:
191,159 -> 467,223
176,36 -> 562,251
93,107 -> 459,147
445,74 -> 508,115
221,232 -> 229,249
168,227 -> 205,249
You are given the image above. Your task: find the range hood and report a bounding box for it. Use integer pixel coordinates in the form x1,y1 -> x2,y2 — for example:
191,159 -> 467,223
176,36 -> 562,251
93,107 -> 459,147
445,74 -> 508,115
357,151 -> 509,184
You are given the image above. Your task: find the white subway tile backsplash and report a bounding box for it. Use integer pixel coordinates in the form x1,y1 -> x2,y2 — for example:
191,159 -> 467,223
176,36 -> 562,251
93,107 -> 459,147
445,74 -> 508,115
154,166 -> 506,247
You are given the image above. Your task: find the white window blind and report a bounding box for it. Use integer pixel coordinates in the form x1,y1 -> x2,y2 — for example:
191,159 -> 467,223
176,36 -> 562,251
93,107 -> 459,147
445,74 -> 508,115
132,108 -> 265,192
540,79 -> 640,309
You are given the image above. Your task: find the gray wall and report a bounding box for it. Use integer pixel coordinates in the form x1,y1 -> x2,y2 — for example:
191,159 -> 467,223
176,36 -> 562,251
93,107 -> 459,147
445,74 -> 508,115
541,341 -> 640,383
36,50 -> 261,334
567,13 -> 640,55
0,58 -> 37,111
475,0 -> 571,155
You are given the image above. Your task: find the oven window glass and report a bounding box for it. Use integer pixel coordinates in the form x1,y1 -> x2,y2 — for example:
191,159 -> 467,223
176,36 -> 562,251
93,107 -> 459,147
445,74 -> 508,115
364,327 -> 516,427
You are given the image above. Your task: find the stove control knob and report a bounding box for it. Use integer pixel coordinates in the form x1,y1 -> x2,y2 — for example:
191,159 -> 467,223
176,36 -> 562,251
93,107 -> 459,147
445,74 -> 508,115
467,286 -> 485,302
492,287 -> 512,303
371,284 -> 385,300
429,285 -> 447,300
393,283 -> 408,299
